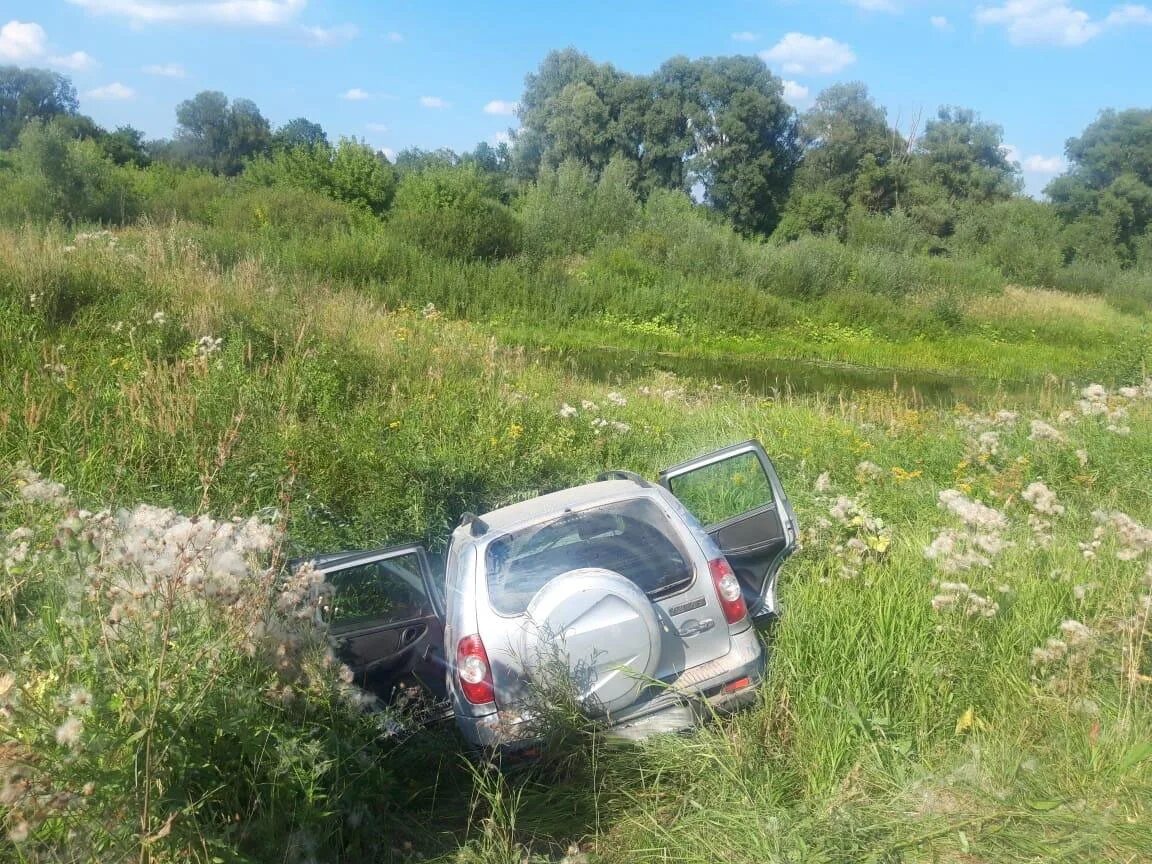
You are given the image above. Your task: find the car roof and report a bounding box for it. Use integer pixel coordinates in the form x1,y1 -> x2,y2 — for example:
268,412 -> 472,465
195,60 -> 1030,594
474,479 -> 654,535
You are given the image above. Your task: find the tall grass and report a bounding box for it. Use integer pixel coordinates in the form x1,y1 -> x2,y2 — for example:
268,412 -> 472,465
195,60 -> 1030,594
1,223 -> 1151,862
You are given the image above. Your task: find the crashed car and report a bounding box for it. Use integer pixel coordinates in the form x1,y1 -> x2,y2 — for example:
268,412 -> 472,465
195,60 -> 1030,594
308,440 -> 797,748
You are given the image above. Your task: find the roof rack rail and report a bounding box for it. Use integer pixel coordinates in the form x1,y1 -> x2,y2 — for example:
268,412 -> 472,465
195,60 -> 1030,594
458,512 -> 490,537
595,470 -> 651,487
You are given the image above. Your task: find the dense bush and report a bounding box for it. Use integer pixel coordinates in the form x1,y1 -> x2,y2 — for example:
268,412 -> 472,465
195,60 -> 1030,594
212,184 -> 366,237
244,138 -> 397,216
390,165 -> 522,260
952,199 -> 1064,286
0,120 -> 139,225
519,157 -> 639,256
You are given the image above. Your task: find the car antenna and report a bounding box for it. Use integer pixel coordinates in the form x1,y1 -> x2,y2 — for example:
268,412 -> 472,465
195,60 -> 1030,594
459,512 -> 489,537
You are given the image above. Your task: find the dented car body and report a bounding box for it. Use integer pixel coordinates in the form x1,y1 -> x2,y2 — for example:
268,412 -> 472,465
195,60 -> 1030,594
308,440 -> 797,748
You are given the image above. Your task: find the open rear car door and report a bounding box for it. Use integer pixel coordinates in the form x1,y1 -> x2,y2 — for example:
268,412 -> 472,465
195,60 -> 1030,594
659,440 -> 797,620
308,545 -> 448,713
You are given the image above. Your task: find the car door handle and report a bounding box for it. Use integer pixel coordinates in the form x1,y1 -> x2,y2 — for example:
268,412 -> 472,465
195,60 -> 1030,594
399,625 -> 424,646
677,618 -> 715,638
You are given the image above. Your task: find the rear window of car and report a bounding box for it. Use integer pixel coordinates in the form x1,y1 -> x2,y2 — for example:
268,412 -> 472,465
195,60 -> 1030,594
484,496 -> 695,616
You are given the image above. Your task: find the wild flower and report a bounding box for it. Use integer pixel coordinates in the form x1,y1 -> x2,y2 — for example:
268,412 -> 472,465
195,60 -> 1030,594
938,489 -> 1007,531
54,716 -> 84,748
1031,638 -> 1068,666
8,821 -> 29,843
606,391 -> 628,407
829,496 -> 859,524
558,403 -> 577,419
855,461 -> 883,482
1028,514 -> 1054,547
15,464 -> 69,506
1092,510 -> 1152,560
0,672 -> 16,706
420,302 -> 440,320
814,472 -> 833,493
194,335 -> 223,359
67,687 -> 92,710
1028,420 -> 1065,443
976,431 -> 1000,456
1022,481 -> 1064,516
1059,618 -> 1094,646
929,580 -> 999,618
610,421 -> 631,434
1106,424 -> 1131,436
580,400 -> 598,411
1076,449 -> 1089,467
150,311 -> 167,325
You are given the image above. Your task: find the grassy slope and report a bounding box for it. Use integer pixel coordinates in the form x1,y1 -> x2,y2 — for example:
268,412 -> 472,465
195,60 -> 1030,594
1,224 -> 1151,862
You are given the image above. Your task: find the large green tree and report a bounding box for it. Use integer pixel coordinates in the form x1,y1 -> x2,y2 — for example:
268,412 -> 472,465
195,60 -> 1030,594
514,50 -> 798,235
173,91 -> 271,175
272,117 -> 328,151
0,66 -> 79,149
1046,108 -> 1152,262
914,106 -> 1020,203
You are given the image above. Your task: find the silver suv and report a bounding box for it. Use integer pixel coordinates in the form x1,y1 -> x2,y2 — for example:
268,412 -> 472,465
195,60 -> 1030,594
309,441 -> 797,748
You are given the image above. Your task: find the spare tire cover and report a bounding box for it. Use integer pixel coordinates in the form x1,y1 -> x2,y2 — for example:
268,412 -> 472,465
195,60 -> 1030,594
522,567 -> 662,716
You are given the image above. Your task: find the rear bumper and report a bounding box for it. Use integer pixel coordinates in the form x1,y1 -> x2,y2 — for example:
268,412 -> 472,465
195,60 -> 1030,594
457,626 -> 766,750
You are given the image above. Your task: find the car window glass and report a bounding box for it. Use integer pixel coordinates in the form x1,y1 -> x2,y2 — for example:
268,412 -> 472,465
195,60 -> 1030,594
327,553 -> 432,625
485,497 -> 694,616
668,451 -> 774,527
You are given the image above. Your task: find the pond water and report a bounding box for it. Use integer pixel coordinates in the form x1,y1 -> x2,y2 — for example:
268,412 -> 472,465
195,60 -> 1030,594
554,347 -> 1041,408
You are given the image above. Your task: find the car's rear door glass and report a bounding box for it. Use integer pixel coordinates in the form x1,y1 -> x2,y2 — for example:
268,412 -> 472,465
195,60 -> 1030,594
659,441 -> 797,619
326,552 -> 434,626
485,497 -> 694,616
665,450 -> 775,527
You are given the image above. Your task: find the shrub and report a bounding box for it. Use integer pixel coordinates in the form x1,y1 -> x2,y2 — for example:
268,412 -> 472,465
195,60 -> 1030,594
952,199 -> 1064,286
0,120 -> 140,225
136,163 -> 229,224
212,185 -> 365,238
390,165 -> 522,260
520,157 -> 639,256
244,138 -> 397,217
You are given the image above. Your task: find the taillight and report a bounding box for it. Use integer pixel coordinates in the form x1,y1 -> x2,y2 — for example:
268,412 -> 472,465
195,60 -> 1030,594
709,558 -> 747,625
456,634 -> 495,705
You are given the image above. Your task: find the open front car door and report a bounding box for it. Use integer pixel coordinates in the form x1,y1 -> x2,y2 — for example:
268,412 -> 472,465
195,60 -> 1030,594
308,545 -> 447,707
659,440 -> 798,620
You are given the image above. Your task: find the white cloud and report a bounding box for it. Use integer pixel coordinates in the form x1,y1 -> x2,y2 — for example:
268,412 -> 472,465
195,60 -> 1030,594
975,1 -> 1152,46
1106,4 -> 1152,24
143,62 -> 186,77
1023,154 -> 1067,173
51,50 -> 98,70
930,15 -> 952,30
782,79 -> 810,106
342,88 -> 371,101
66,0 -> 306,26
1003,144 -> 1067,174
846,0 -> 901,11
381,147 -> 396,161
760,33 -> 857,74
385,30 -> 403,42
420,95 -> 449,109
85,81 -> 135,100
0,20 -> 48,61
491,130 -> 512,146
731,31 -> 759,41
302,23 -> 357,45
365,122 -> 389,133
1,20 -> 97,70
483,99 -> 517,116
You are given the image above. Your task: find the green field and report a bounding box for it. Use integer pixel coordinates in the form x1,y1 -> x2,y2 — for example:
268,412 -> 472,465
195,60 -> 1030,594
2,222 -> 1151,862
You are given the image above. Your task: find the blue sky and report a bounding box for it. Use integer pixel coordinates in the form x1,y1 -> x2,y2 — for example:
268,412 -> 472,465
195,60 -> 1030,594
2,1 -> 1151,195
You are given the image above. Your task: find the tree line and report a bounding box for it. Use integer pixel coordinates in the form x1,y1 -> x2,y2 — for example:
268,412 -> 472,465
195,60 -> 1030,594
1,50 -> 1150,269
